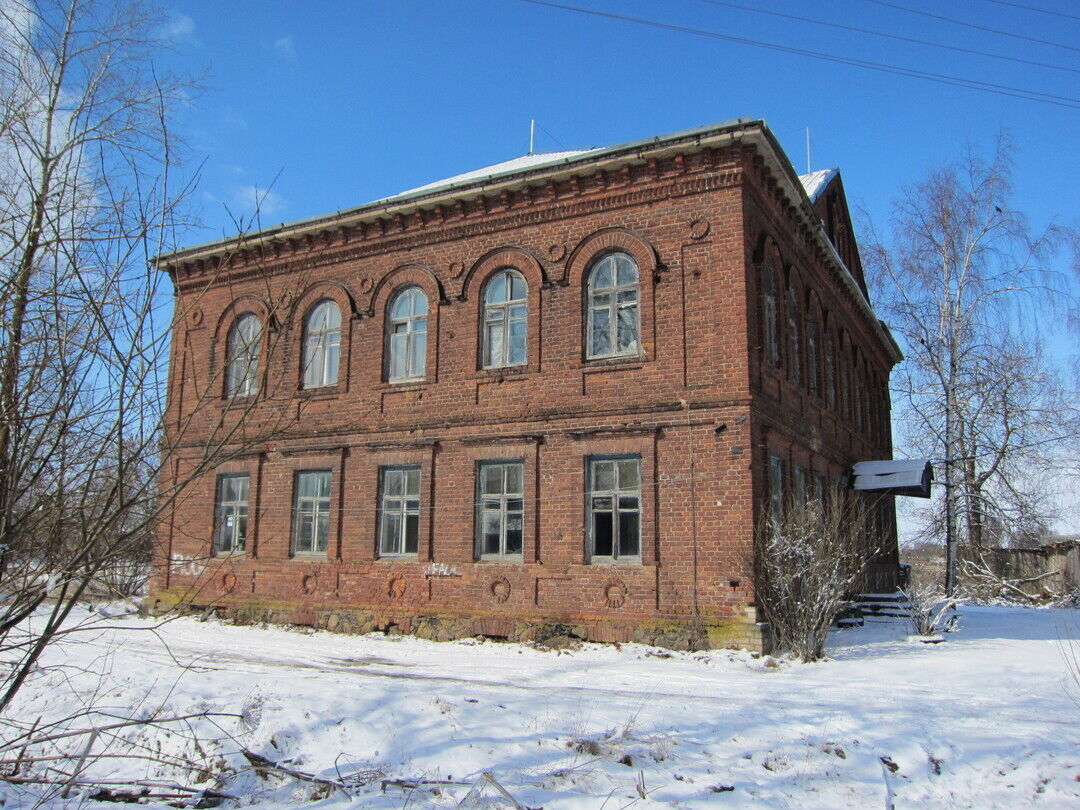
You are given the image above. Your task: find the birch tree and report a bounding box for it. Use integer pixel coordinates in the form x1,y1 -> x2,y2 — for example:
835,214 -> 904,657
861,136 -> 1079,593
0,0 -> 295,736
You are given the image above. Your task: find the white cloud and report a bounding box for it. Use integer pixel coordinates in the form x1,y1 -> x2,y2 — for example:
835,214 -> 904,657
272,35 -> 296,61
159,12 -> 194,41
234,186 -> 286,219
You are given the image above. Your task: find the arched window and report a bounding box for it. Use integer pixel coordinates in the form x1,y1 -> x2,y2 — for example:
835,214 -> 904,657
824,331 -> 836,410
225,313 -> 261,398
762,259 -> 779,365
587,252 -> 639,359
806,304 -> 819,396
482,269 -> 527,368
786,285 -> 800,384
387,286 -> 427,381
302,300 -> 341,389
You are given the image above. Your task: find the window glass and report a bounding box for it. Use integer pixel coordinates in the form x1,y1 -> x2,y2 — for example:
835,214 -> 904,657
302,300 -> 341,389
476,461 -> 525,557
225,314 -> 261,398
763,259 -> 779,365
214,474 -> 249,554
483,269 -> 527,368
388,288 -> 428,381
588,456 -> 641,561
380,466 -> 422,555
587,253 -> 640,359
292,470 -> 331,554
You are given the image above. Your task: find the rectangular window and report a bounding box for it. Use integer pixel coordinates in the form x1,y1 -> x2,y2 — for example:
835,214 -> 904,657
588,456 -> 641,561
476,461 -> 524,557
793,465 -> 806,506
214,474 -> 249,555
379,466 -> 421,556
813,472 -> 826,504
292,470 -> 331,554
768,456 -> 784,527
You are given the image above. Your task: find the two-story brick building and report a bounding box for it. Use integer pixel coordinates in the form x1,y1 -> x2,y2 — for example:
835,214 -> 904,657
151,118 -> 902,650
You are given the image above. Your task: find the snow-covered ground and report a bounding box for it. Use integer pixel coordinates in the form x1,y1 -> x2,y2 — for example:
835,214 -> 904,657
4,605 -> 1078,808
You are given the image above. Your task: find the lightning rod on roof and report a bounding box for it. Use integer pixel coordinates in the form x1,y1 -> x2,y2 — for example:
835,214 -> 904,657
806,127 -> 812,174
529,120 -> 535,155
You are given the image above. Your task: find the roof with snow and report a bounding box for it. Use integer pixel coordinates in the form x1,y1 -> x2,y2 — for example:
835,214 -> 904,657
799,168 -> 838,203
388,150 -> 603,202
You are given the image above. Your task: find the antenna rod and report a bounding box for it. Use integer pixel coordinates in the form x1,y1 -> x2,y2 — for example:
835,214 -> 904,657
529,119 -> 535,155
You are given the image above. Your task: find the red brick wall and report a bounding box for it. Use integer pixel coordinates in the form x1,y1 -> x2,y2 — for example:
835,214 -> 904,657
152,141 -> 897,647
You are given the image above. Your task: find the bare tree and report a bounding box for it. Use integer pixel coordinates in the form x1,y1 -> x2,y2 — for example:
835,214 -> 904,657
861,134 -> 1079,593
0,0 -> 299,794
751,493 -> 870,662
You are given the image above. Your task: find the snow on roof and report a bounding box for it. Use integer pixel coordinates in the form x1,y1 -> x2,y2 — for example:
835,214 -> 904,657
799,168 -> 838,203
385,149 -> 604,203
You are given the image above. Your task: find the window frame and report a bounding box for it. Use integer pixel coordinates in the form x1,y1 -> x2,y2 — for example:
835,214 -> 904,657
481,269 -> 528,369
291,469 -> 332,555
763,259 -> 779,366
378,465 -> 421,557
786,285 -> 800,384
213,473 -> 249,555
475,460 -> 525,559
586,455 -> 642,563
224,313 -> 261,399
586,252 -> 641,361
302,300 -> 341,390
768,456 -> 784,528
386,287 -> 428,383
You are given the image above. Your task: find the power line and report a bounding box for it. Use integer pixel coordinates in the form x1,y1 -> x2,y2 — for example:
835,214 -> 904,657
863,0 -> 1080,54
977,0 -> 1080,23
694,0 -> 1079,75
516,0 -> 1080,109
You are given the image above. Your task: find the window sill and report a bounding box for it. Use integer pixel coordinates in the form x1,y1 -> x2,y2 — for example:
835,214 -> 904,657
297,386 -> 341,401
470,366 -> 536,381
588,557 -> 643,565
577,357 -> 646,373
377,380 -> 428,392
477,555 -> 525,563
290,552 -> 330,560
375,553 -> 419,560
218,395 -> 257,410
213,550 -> 246,559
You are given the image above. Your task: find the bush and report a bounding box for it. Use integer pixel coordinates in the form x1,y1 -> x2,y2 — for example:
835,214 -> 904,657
752,495 -> 871,662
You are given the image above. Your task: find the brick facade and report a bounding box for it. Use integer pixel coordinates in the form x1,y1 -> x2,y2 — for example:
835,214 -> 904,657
152,119 -> 901,651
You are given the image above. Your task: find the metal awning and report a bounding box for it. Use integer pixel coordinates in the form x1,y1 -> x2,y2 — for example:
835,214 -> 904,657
851,459 -> 933,498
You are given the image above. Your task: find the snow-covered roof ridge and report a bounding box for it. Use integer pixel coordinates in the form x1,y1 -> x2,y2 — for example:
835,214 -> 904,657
390,149 -> 602,201
799,168 -> 838,203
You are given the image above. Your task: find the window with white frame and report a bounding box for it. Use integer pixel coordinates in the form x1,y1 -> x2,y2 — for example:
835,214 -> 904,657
387,287 -> 427,381
476,461 -> 524,557
379,466 -> 420,556
482,270 -> 527,368
768,456 -> 784,528
763,259 -> 779,365
292,470 -> 331,554
225,313 -> 261,398
302,300 -> 341,389
214,473 -> 249,554
587,252 -> 640,359
588,456 -> 641,561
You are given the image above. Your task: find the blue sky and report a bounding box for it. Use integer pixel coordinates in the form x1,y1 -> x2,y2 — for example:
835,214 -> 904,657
161,0 -> 1079,247
159,0 -> 1079,531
